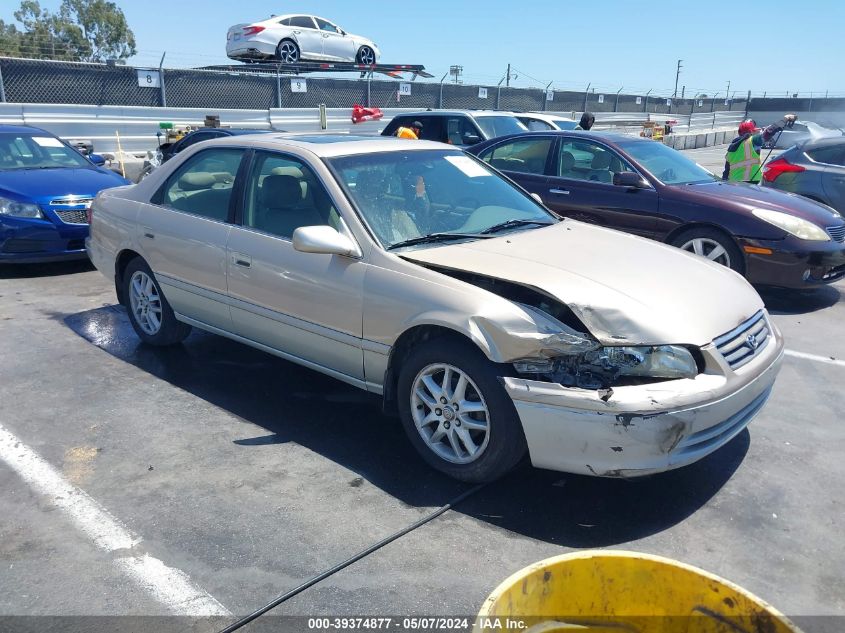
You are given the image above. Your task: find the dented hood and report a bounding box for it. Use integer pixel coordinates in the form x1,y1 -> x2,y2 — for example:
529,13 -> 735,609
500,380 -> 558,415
402,221 -> 763,346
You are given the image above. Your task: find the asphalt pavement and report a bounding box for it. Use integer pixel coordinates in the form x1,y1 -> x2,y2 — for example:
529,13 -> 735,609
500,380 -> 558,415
0,251 -> 843,631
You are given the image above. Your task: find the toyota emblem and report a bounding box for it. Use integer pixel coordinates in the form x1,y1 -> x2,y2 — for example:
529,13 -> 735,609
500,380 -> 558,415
746,333 -> 758,350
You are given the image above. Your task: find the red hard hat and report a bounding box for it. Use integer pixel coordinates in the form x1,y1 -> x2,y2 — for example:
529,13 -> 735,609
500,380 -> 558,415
738,119 -> 757,135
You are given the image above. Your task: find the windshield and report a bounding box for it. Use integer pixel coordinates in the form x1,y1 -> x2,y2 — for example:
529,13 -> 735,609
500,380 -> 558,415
327,149 -> 557,250
0,133 -> 92,171
553,120 -> 578,130
616,139 -> 717,185
475,116 -> 528,138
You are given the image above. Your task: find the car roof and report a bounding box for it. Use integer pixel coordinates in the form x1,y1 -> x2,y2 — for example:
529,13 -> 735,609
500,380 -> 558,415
393,110 -> 520,118
204,133 -> 454,157
186,128 -> 275,136
519,112 -> 577,121
0,124 -> 52,135
470,130 -> 645,147
797,135 -> 845,149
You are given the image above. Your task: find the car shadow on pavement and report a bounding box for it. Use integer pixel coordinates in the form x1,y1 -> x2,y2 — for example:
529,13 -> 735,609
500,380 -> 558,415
758,284 -> 841,315
0,259 -> 94,279
63,305 -> 748,548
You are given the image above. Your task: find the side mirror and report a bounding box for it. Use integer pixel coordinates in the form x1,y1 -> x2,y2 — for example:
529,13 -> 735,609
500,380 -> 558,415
89,153 -> 106,167
293,225 -> 359,257
463,133 -> 482,145
530,193 -> 544,205
613,172 -> 649,189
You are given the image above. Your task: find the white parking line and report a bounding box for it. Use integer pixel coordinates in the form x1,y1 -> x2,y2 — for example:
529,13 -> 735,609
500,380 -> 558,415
785,349 -> 845,367
0,423 -> 231,617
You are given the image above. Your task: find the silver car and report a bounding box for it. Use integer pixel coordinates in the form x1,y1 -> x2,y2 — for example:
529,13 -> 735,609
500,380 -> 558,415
87,134 -> 784,482
226,14 -> 379,64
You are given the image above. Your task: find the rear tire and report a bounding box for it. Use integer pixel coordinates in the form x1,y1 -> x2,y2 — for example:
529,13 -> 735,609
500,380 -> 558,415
397,338 -> 526,482
276,39 -> 300,63
671,227 -> 745,274
123,257 -> 191,346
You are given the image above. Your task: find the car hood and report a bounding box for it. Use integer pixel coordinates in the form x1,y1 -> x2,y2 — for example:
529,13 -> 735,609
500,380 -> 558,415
669,180 -> 842,225
0,167 -> 129,203
402,221 -> 763,347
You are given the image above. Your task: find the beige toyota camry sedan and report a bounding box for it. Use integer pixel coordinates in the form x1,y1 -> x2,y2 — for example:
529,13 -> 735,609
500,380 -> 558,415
87,134 -> 784,482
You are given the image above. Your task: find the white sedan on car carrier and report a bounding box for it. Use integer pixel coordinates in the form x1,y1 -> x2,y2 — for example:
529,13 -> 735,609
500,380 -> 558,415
86,134 -> 783,482
226,14 -> 380,64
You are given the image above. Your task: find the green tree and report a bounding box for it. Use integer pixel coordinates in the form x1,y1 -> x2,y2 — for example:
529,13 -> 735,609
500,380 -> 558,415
0,0 -> 136,62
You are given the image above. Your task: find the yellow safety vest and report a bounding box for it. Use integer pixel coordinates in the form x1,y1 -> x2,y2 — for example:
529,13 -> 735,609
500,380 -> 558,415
726,136 -> 761,182
396,127 -> 419,139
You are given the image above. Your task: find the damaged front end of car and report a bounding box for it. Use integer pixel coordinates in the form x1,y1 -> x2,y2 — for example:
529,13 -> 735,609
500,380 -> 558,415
508,302 -> 699,391
413,264 -> 783,477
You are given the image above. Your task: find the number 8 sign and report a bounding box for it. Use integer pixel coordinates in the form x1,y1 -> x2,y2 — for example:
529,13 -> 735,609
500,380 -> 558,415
136,70 -> 161,88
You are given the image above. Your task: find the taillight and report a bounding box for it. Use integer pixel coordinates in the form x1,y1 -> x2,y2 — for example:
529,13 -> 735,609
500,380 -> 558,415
242,25 -> 265,36
762,156 -> 805,183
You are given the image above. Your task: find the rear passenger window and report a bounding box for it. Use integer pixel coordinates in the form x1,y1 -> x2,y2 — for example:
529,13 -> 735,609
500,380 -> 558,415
158,149 -> 244,221
807,146 -> 845,166
289,15 -> 316,29
243,151 -> 338,239
481,138 -> 552,175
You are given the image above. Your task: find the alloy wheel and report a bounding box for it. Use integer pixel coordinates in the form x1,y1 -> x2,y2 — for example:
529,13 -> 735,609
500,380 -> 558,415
129,270 -> 163,335
680,237 -> 732,267
278,41 -> 299,63
358,47 -> 375,65
410,363 -> 490,464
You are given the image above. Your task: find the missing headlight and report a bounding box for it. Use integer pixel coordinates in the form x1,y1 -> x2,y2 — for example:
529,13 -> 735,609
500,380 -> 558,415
514,345 -> 698,389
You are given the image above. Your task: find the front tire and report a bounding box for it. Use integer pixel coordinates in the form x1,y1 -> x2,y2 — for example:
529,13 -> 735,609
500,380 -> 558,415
123,258 -> 191,346
671,227 -> 744,274
397,338 -> 526,482
276,39 -> 300,63
356,46 -> 375,65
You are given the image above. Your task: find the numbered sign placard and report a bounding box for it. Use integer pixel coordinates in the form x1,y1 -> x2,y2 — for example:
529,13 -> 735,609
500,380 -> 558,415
666,99 -> 672,106
597,94 -> 604,103
635,96 -> 642,104
546,90 -> 554,101
478,87 -> 488,99
291,78 -> 308,93
399,83 -> 412,96
137,70 -> 161,88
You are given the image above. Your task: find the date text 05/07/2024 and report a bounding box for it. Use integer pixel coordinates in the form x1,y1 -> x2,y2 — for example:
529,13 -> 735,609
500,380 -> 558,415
306,617 -> 527,631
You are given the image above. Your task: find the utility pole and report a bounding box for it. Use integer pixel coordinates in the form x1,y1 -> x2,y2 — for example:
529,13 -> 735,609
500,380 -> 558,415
726,80 -> 731,101
673,59 -> 683,98
506,63 -> 511,87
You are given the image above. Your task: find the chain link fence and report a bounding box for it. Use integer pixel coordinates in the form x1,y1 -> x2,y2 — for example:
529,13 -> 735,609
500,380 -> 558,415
0,56 -> 752,115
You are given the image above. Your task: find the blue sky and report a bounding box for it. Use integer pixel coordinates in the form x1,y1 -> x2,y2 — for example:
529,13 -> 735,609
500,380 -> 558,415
9,0 -> 845,97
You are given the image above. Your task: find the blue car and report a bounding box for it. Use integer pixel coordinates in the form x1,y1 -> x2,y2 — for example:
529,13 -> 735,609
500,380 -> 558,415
0,125 -> 130,263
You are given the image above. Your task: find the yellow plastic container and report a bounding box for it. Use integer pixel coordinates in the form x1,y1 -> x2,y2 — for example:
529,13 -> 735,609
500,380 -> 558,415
475,551 -> 802,633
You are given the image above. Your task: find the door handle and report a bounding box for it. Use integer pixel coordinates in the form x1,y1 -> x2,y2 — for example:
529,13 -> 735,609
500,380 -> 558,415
142,227 -> 155,239
232,253 -> 251,268
549,188 -> 570,195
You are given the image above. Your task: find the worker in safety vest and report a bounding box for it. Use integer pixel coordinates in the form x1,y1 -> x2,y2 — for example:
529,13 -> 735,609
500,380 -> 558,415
395,120 -> 423,139
722,114 -> 797,182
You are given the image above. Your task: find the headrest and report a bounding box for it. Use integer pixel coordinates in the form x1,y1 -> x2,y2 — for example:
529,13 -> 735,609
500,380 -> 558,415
591,152 -> 612,169
179,172 -> 216,191
271,165 -> 305,179
262,174 -> 303,206
560,151 -> 575,171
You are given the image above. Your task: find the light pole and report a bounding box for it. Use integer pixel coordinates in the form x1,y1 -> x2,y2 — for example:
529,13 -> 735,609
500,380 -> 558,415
673,59 -> 683,98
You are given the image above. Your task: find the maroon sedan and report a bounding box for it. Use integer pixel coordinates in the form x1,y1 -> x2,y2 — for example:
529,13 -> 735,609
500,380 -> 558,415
468,131 -> 845,288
